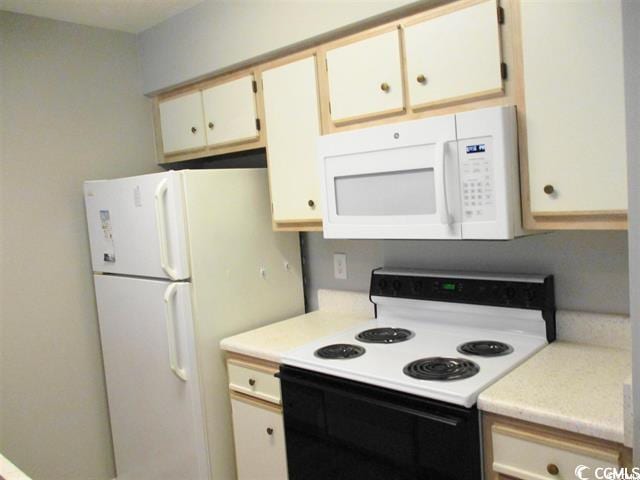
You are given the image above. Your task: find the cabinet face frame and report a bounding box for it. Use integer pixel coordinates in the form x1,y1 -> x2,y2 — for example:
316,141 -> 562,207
256,48 -> 325,232
482,413 -> 632,480
153,67 -> 265,164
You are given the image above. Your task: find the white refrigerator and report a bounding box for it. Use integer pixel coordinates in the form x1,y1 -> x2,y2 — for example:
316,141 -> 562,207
84,169 -> 304,480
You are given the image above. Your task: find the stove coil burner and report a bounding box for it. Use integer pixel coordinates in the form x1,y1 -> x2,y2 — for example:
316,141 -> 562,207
457,340 -> 514,357
314,344 -> 366,360
355,327 -> 415,344
403,357 -> 480,381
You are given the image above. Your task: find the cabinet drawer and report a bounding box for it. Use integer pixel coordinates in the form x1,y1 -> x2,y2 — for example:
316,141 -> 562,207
492,423 -> 621,480
228,359 -> 281,404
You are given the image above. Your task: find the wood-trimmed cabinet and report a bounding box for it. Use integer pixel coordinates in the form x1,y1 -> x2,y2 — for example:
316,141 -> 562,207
154,71 -> 264,163
261,54 -> 323,231
226,354 -> 288,480
403,0 -> 504,110
323,27 -> 405,125
517,0 -> 627,230
151,0 -> 629,231
483,413 -> 632,480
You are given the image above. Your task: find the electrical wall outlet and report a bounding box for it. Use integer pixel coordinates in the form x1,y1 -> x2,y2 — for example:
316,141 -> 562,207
333,253 -> 347,280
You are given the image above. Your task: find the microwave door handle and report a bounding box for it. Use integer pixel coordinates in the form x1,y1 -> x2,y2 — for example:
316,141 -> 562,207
436,142 -> 452,225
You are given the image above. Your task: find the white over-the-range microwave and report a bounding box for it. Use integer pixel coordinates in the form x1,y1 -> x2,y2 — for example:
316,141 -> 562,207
317,105 -> 525,240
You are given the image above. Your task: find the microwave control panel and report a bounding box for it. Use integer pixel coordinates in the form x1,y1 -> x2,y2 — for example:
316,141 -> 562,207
459,137 -> 496,221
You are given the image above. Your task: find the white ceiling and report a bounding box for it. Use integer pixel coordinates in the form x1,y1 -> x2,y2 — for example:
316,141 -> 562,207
0,0 -> 204,33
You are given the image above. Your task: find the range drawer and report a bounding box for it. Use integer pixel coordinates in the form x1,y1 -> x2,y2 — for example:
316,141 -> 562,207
492,423 -> 621,480
227,358 -> 281,404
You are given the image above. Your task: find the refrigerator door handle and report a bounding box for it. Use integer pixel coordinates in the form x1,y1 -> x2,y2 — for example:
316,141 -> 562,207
154,178 -> 180,280
164,283 -> 188,382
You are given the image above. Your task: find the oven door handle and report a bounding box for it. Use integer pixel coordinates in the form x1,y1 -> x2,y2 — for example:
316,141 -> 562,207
435,141 -> 452,225
279,371 -> 463,427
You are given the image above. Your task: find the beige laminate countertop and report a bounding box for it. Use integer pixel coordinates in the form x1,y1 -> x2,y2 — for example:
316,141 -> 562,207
220,310 -> 371,363
478,342 -> 632,444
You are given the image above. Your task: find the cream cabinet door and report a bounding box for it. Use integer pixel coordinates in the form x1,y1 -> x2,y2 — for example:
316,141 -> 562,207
202,75 -> 259,147
404,0 -> 503,109
326,29 -> 404,123
158,92 -> 206,154
262,57 -> 322,224
522,0 -> 627,214
231,397 -> 288,480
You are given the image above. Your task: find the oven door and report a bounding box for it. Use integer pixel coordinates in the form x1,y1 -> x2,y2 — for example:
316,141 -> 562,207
318,115 -> 462,239
280,366 -> 481,480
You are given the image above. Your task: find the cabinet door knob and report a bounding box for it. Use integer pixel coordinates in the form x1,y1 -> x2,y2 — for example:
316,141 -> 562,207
380,82 -> 390,93
416,74 -> 427,84
208,122 -> 214,130
248,378 -> 256,386
308,199 -> 315,208
191,126 -> 197,134
543,184 -> 555,195
547,464 -> 559,475
266,427 -> 274,436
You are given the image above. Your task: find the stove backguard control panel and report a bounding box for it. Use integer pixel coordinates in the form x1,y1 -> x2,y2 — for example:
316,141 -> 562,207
369,269 -> 556,341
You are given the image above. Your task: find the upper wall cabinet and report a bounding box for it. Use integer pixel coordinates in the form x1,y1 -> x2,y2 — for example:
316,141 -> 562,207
202,75 -> 259,147
404,0 -> 504,110
158,91 -> 206,155
154,71 -> 264,163
520,0 -> 627,228
262,55 -> 323,230
324,28 -> 405,125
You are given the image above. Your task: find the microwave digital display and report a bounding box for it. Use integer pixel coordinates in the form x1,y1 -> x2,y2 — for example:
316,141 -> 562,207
466,144 -> 486,154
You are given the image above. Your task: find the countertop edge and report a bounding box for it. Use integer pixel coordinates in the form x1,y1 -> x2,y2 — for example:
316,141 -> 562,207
478,398 -> 625,445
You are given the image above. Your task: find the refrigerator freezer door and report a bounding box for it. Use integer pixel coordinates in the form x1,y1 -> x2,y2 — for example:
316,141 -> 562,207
94,274 -> 209,480
84,171 -> 190,279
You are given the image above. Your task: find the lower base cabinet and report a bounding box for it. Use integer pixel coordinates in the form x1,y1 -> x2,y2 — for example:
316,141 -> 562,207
230,393 -> 288,480
483,413 -> 632,480
226,354 -> 288,480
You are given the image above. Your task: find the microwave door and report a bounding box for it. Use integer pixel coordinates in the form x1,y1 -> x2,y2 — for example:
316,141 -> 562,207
321,140 -> 462,240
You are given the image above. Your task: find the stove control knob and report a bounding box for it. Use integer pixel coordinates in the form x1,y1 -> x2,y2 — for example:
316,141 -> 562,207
377,279 -> 388,290
392,280 -> 402,291
411,280 -> 423,294
505,287 -> 516,299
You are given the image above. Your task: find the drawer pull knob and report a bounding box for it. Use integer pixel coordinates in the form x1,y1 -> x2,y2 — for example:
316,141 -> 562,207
208,122 -> 214,130
380,82 -> 390,93
248,378 -> 256,386
547,464 -> 559,475
308,199 -> 315,208
544,184 -> 555,195
266,427 -> 274,436
416,74 -> 427,84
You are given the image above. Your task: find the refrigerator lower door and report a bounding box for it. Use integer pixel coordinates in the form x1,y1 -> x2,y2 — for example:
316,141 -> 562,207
94,274 -> 209,480
84,170 -> 190,280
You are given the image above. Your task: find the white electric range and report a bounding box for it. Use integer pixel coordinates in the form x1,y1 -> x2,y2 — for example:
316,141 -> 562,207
282,268 -> 556,408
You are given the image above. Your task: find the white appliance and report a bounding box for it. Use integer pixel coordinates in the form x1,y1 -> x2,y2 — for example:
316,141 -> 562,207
84,169 -> 304,480
317,105 -> 523,240
282,268 -> 555,408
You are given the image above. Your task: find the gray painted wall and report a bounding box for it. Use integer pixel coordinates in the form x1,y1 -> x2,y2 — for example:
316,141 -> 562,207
0,12 -> 158,479
137,0 -> 421,94
303,231 -> 629,314
621,0 -> 640,465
